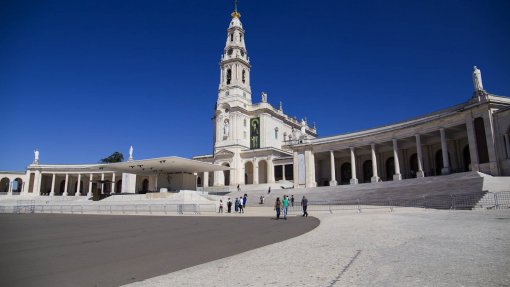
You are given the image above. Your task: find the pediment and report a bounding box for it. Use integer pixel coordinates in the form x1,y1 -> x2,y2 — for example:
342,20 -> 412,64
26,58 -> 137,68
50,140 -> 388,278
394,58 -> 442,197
215,149 -> 234,159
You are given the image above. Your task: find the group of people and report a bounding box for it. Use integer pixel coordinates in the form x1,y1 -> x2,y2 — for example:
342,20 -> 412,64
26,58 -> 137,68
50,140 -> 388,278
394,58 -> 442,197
219,194 -> 248,213
273,195 -> 308,219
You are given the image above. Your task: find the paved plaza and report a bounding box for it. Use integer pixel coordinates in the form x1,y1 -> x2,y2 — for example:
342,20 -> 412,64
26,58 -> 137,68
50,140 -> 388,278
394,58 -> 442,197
1,208 -> 509,287
0,214 -> 319,287
126,208 -> 510,287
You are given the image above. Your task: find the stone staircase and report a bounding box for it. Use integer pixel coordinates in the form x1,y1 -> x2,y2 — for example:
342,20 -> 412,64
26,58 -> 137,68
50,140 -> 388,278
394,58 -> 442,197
239,172 -> 510,209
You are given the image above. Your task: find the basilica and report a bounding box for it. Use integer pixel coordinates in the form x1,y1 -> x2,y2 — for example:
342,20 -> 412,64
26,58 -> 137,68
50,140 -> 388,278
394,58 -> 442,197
1,6 -> 510,197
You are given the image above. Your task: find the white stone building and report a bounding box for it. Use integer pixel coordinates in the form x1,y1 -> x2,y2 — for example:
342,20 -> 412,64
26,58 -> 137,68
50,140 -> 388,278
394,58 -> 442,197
1,6 -> 510,198
192,8 -> 317,189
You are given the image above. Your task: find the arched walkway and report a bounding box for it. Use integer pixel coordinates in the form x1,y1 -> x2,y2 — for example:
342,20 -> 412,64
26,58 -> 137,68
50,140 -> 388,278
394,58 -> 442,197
245,161 -> 254,184
258,160 -> 268,184
116,180 -> 122,193
463,145 -> 471,171
13,178 -> 23,193
435,150 -> 452,175
386,157 -> 394,181
142,179 -> 149,194
0,177 -> 9,193
59,180 -> 66,195
362,160 -> 372,183
409,153 -> 418,178
340,162 -> 351,185
222,163 -> 230,186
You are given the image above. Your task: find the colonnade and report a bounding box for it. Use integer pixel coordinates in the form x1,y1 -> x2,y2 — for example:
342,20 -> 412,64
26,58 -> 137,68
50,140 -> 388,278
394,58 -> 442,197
25,171 -> 119,196
295,116 -> 499,188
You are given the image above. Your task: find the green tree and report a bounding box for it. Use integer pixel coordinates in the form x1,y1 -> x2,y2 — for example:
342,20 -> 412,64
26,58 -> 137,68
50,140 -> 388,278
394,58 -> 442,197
100,152 -> 124,163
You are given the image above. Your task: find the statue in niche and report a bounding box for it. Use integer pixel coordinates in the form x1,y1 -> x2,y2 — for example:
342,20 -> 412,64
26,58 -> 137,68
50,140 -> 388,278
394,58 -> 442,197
473,66 -> 484,92
34,148 -> 39,164
223,119 -> 230,138
261,92 -> 267,103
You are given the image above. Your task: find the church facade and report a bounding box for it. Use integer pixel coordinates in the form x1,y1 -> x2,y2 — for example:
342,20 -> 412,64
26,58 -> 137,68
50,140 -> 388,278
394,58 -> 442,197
192,9 -> 317,189
1,6 -> 510,197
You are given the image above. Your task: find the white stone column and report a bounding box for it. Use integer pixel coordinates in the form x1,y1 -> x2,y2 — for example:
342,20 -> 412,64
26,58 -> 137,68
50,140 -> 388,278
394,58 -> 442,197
111,173 -> 116,194
203,172 -> 209,188
293,152 -> 299,188
415,134 -> 425,178
63,173 -> 69,196
440,128 -> 450,174
87,174 -> 93,197
392,139 -> 402,180
7,179 -> 13,195
465,118 -> 479,171
100,173 -> 105,193
483,111 -> 499,175
305,150 -> 317,188
282,165 -> 286,181
371,144 -> 380,182
504,134 -> 510,159
75,174 -> 82,196
50,173 -> 56,196
268,158 -> 275,184
350,147 -> 358,184
32,170 -> 41,195
253,160 -> 259,185
329,151 -> 337,186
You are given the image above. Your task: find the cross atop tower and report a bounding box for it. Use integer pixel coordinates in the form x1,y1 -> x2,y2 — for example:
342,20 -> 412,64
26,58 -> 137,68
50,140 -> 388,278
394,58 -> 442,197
232,0 -> 241,18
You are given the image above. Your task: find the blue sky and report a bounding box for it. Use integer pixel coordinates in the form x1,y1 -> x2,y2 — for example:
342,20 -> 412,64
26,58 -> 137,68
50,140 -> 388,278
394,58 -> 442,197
1,0 -> 509,170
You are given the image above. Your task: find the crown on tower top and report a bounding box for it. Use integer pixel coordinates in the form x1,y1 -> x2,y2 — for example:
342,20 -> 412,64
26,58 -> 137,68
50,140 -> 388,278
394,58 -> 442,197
231,0 -> 241,18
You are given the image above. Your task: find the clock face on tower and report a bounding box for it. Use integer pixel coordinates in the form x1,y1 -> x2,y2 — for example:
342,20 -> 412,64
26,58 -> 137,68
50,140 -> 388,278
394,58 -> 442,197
240,49 -> 245,56
227,48 -> 233,56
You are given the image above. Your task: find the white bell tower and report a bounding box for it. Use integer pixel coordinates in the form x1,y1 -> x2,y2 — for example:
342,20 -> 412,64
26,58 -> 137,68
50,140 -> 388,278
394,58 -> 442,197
217,3 -> 252,108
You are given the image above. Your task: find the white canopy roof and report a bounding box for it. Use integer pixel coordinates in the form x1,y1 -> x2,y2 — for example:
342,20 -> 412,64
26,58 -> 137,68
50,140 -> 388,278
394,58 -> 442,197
103,156 -> 229,175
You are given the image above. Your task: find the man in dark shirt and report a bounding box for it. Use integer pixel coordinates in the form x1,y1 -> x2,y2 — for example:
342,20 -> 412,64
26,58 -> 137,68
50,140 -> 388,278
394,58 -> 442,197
301,196 -> 308,217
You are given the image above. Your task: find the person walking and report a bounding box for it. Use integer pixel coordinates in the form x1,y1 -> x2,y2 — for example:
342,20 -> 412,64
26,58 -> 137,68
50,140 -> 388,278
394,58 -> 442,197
243,194 -> 247,209
290,195 -> 295,207
237,184 -> 241,192
274,197 -> 282,220
219,199 -> 224,213
268,186 -> 271,195
301,195 -> 308,217
282,195 -> 289,219
227,198 -> 232,213
238,197 -> 244,213
234,197 -> 239,213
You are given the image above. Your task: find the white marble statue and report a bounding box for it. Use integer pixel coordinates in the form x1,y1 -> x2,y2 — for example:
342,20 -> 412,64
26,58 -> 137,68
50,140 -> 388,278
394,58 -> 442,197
223,119 -> 230,137
300,118 -> 307,134
261,92 -> 267,103
279,101 -> 283,111
34,148 -> 39,164
129,145 -> 134,161
473,66 -> 484,91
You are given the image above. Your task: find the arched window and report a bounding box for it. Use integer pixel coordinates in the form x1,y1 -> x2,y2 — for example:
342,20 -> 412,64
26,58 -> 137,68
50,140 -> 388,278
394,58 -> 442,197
240,34 -> 243,42
275,127 -> 279,139
242,70 -> 246,83
230,33 -> 233,41
226,69 -> 232,85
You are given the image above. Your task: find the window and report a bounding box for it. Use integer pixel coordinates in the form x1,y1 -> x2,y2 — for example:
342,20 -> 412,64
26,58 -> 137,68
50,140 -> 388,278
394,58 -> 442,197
244,119 -> 247,127
275,128 -> 279,139
242,70 -> 246,83
230,34 -> 233,41
283,132 -> 287,141
226,69 -> 232,85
